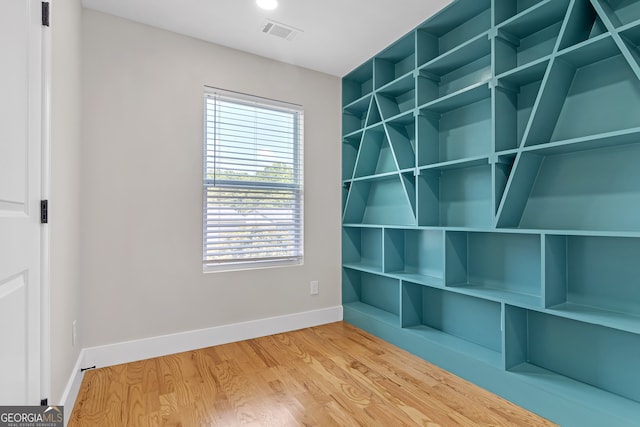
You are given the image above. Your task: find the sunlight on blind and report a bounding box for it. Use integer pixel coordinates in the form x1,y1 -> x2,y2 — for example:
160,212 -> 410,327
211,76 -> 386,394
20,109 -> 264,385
203,90 -> 304,269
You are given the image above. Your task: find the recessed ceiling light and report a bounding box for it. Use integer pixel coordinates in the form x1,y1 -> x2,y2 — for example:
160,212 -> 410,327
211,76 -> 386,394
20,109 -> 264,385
256,0 -> 278,11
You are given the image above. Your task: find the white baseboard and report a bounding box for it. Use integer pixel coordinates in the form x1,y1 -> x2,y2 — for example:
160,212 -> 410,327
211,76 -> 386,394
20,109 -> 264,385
60,306 -> 342,424
83,305 -> 343,370
59,348 -> 86,426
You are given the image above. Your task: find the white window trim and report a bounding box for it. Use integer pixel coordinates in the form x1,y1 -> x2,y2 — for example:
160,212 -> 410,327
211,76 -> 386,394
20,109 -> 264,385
202,87 -> 304,272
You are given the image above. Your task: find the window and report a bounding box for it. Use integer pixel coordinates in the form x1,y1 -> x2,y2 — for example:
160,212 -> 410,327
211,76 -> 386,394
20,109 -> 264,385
203,88 -> 304,271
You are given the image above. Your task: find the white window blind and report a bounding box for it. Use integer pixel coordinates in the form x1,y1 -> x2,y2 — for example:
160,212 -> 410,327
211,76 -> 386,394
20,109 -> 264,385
203,89 -> 304,270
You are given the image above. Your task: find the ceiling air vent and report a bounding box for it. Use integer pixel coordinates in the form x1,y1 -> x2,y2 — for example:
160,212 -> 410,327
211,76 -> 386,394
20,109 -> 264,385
261,20 -> 301,41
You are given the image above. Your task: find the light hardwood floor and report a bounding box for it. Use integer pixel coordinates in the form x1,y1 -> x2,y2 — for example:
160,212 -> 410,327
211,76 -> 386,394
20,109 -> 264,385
69,321 -> 556,426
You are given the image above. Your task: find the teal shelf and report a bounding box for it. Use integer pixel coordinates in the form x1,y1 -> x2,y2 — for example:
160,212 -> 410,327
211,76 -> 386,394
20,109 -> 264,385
416,0 -> 491,64
402,283 -> 503,368
494,0 -> 568,75
495,54 -> 549,84
548,303 -> 640,336
419,32 -> 490,76
495,61 -> 546,151
343,301 -> 399,327
519,142 -> 640,231
419,155 -> 489,172
507,362 -> 640,427
342,227 -> 383,272
522,126 -> 640,156
417,39 -> 491,105
342,0 -> 640,425
418,95 -> 491,165
507,309 -> 640,403
544,235 -> 640,333
342,132 -> 361,180
352,124 -> 396,178
594,0 -> 640,27
343,176 -> 416,226
527,38 -> 640,147
493,0 -> 549,26
343,269 -> 400,327
445,232 -> 543,307
404,325 -> 502,368
418,164 -> 492,228
384,229 -> 444,286
376,75 -> 415,118
385,112 -> 416,167
343,61 -> 373,106
375,33 -> 416,89
342,95 -> 371,136
418,81 -> 490,114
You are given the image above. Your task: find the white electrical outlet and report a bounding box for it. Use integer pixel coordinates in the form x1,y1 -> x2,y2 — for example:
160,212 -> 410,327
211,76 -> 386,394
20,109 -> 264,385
310,280 -> 319,295
72,320 -> 77,346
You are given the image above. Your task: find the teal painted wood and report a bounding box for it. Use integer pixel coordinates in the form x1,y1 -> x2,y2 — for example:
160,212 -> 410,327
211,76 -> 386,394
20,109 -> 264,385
550,54 -> 640,142
342,133 -> 360,180
564,236 -> 640,317
342,61 -> 373,105
419,286 -> 503,353
362,178 -> 416,225
417,164 -> 493,228
416,0 -> 491,58
542,234 -> 567,307
345,305 -> 640,427
494,62 -> 545,151
599,0 -> 640,26
359,273 -> 400,318
419,96 -> 492,165
494,0 -> 567,74
353,126 -> 395,177
557,0 -> 603,50
437,164 -> 492,227
375,34 -> 416,88
503,304 -> 527,369
383,229 -> 444,284
519,143 -> 640,231
467,232 -> 541,297
494,0 -> 548,26
342,227 -> 383,272
495,152 -> 543,227
527,311 -> 640,402
342,0 -> 640,425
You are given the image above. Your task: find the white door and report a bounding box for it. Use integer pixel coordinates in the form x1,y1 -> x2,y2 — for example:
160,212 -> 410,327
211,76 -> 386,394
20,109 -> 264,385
0,0 -> 44,405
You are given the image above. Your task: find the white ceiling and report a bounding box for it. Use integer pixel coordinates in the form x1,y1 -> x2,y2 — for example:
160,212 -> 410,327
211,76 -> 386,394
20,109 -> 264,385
81,0 -> 453,77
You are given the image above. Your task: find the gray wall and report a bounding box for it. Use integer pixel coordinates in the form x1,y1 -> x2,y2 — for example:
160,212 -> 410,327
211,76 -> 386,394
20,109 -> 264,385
50,0 -> 83,402
80,10 -> 342,347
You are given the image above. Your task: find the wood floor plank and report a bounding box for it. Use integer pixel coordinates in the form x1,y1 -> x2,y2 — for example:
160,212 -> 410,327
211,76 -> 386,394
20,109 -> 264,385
69,322 -> 557,427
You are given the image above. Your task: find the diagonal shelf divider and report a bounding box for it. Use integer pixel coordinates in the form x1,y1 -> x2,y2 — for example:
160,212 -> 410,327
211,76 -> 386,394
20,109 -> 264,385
344,0 -> 640,422
366,95 -> 383,127
495,0 -> 579,227
353,125 -> 395,178
591,0 -> 640,80
383,112 -> 418,221
556,0 -> 606,50
493,0 -> 640,227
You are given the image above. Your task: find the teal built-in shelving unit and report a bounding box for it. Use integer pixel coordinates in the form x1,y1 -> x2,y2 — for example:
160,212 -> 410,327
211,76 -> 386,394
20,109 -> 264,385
341,0 -> 640,425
